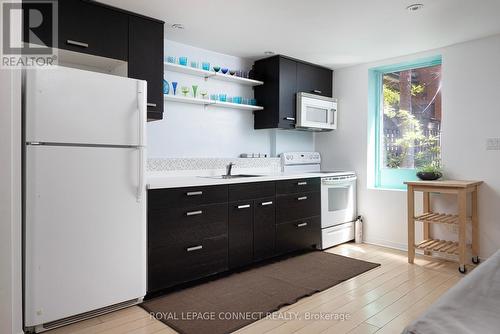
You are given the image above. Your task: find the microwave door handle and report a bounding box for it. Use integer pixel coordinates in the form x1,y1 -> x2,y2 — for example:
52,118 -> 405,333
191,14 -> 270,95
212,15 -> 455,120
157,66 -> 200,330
330,107 -> 337,126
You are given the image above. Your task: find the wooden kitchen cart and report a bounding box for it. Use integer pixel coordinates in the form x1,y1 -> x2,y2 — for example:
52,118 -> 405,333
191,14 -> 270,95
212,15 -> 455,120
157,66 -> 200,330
405,180 -> 483,273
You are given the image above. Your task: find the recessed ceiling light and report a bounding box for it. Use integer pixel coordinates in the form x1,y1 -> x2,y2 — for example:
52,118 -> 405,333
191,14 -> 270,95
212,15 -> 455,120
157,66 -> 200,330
264,51 -> 275,55
171,23 -> 185,30
406,3 -> 424,12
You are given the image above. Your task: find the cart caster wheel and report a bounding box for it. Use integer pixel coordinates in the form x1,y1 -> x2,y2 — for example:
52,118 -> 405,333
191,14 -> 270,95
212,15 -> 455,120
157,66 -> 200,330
458,265 -> 467,274
472,256 -> 480,264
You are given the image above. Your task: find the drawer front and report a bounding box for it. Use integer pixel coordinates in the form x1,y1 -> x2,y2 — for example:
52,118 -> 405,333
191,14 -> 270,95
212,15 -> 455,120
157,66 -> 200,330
321,222 -> 355,250
276,178 -> 320,195
148,185 -> 228,210
148,234 -> 228,292
228,201 -> 254,269
276,216 -> 321,254
253,197 -> 276,261
148,203 -> 227,249
277,191 -> 320,223
228,181 -> 275,202
59,0 -> 128,61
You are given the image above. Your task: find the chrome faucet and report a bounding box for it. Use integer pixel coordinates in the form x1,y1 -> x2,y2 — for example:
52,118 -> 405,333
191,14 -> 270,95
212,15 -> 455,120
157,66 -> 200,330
226,162 -> 235,177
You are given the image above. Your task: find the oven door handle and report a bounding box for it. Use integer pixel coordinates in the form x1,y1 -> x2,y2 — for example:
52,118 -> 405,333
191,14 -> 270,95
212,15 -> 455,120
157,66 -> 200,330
322,183 -> 351,188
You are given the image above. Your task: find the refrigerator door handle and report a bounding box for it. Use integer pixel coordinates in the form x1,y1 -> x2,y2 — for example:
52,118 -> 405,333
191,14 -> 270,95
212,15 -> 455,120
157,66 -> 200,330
137,81 -> 146,147
137,147 -> 144,203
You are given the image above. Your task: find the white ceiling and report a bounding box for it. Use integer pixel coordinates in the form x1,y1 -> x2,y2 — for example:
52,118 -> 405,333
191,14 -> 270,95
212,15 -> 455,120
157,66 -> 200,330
100,0 -> 500,68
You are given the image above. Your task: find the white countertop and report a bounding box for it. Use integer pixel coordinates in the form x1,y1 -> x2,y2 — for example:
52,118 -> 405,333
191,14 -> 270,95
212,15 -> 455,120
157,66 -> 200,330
147,171 -> 355,189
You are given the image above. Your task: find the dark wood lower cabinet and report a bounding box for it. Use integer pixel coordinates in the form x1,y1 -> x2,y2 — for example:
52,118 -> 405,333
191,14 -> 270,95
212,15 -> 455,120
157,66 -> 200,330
148,234 -> 228,292
228,201 -> 254,269
147,178 -> 322,293
276,216 -> 321,254
253,197 -> 276,261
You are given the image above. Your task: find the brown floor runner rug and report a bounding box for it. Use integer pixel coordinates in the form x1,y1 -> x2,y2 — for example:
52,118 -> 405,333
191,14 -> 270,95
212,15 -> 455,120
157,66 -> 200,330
141,251 -> 380,334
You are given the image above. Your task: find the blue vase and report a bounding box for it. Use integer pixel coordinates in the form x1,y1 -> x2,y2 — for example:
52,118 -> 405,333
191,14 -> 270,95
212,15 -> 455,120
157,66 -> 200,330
163,80 -> 169,94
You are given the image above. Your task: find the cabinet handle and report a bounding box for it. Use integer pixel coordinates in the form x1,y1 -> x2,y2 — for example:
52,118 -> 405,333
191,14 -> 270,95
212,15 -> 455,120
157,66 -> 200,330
297,196 -> 308,201
147,103 -> 157,107
186,245 -> 203,252
297,222 -> 308,228
284,117 -> 295,121
66,40 -> 89,48
261,201 -> 273,206
297,181 -> 308,186
186,191 -> 203,196
312,90 -> 322,94
237,204 -> 251,209
186,210 -> 203,216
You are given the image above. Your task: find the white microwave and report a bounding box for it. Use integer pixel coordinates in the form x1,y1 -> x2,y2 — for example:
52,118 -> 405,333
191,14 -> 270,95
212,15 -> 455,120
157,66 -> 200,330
296,92 -> 337,131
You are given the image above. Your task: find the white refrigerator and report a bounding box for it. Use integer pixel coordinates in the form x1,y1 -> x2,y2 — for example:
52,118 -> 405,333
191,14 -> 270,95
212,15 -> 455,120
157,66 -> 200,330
24,66 -> 147,331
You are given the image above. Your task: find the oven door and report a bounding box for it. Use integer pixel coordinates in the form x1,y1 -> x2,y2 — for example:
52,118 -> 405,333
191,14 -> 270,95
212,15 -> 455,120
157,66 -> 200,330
296,93 -> 337,131
321,177 -> 357,229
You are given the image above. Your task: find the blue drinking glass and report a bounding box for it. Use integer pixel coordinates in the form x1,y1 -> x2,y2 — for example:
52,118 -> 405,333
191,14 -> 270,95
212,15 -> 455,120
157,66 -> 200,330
179,57 -> 188,66
221,68 -> 228,74
219,94 -> 227,102
172,82 -> 178,95
202,62 -> 210,71
163,80 -> 169,94
210,94 -> 218,101
167,56 -> 176,63
190,61 -> 198,68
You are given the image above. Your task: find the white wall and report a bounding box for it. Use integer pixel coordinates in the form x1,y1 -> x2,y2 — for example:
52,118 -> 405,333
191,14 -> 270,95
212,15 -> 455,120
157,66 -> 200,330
147,40 -> 314,158
316,34 -> 500,258
0,67 -> 23,334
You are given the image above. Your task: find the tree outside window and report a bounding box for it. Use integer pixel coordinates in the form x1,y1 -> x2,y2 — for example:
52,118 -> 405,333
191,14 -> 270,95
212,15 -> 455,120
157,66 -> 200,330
381,64 -> 442,170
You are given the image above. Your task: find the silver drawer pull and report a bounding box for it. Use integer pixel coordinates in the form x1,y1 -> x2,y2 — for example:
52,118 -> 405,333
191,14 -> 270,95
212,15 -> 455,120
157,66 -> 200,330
312,90 -> 322,94
297,196 -> 308,201
186,245 -> 203,252
237,204 -> 251,209
67,40 -> 89,48
297,181 -> 308,186
147,103 -> 157,107
284,117 -> 295,121
186,191 -> 203,196
297,223 -> 308,228
261,201 -> 273,206
186,210 -> 203,216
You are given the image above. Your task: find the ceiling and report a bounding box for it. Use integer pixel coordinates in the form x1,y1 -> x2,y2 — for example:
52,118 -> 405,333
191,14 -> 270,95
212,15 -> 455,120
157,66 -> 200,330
99,0 -> 500,69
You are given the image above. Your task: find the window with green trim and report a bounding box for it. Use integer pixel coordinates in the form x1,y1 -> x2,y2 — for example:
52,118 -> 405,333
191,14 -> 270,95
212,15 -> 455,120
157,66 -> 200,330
369,56 -> 442,189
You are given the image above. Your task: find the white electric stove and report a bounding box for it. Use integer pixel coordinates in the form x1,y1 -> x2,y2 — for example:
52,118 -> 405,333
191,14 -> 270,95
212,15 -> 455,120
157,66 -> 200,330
281,152 -> 357,249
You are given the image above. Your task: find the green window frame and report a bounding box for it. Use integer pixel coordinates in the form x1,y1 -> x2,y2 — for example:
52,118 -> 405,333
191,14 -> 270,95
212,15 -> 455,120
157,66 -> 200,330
368,55 -> 442,190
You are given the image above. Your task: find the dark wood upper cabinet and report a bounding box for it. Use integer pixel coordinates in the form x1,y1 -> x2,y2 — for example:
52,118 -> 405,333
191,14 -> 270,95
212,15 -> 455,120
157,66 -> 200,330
253,55 -> 333,129
296,62 -> 332,98
58,0 -> 128,61
128,16 -> 164,121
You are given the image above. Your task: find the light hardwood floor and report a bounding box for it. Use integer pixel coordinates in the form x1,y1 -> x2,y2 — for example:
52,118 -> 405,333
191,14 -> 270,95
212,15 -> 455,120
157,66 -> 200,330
46,243 -> 464,334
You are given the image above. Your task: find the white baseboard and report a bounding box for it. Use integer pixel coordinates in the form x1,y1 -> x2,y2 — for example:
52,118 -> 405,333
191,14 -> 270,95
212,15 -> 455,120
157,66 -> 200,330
363,237 -> 408,252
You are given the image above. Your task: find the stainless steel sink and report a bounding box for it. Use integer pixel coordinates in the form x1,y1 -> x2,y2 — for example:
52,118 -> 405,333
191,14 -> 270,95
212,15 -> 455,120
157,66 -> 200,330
200,174 -> 263,179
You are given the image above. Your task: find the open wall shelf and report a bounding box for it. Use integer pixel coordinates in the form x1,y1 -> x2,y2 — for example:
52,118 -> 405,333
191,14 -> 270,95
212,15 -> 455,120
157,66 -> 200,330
164,94 -> 264,111
164,62 -> 264,86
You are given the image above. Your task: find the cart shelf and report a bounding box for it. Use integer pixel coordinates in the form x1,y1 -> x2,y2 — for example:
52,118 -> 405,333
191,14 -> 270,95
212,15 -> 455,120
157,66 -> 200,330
414,212 -> 471,225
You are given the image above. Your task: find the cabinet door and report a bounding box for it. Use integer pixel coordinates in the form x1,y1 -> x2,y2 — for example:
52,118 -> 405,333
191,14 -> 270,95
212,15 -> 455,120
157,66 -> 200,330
253,197 -> 276,261
128,16 -> 164,120
276,216 -> 321,254
228,201 -> 254,269
296,62 -> 332,97
278,57 -> 298,128
58,0 -> 128,61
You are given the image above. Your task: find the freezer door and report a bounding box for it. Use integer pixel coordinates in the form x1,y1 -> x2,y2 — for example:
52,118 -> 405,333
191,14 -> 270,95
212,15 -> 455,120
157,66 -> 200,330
25,66 -> 147,146
24,145 -> 146,327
